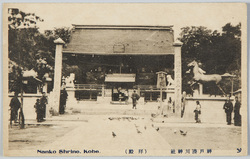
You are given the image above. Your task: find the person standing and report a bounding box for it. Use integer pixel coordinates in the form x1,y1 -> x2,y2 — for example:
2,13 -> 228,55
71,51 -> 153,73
234,96 -> 241,126
40,92 -> 48,121
9,92 -> 21,124
131,90 -> 140,109
194,101 -> 201,123
223,96 -> 233,125
34,99 -> 42,122
59,88 -> 68,114
167,97 -> 172,110
181,92 -> 187,118
124,89 -> 129,104
172,101 -> 175,113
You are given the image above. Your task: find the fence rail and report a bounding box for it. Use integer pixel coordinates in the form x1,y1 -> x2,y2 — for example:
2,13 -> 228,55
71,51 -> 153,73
74,84 -> 174,91
137,85 -> 175,91
74,84 -> 104,90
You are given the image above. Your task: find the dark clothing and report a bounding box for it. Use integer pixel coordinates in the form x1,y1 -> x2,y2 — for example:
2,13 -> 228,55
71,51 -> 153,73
223,101 -> 233,125
40,96 -> 48,119
181,97 -> 186,118
131,92 -> 140,109
9,96 -> 21,121
34,100 -> 43,122
234,101 -> 241,126
194,104 -> 201,123
194,110 -> 199,121
226,113 -> 232,125
173,102 -> 175,113
59,90 -> 68,114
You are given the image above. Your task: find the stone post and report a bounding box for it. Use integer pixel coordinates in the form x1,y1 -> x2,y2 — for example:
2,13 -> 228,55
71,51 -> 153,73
52,38 -> 65,112
137,87 -> 140,95
173,41 -> 182,117
198,83 -> 203,96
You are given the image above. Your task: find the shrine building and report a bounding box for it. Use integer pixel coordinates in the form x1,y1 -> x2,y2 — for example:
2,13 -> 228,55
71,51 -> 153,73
52,25 -> 182,114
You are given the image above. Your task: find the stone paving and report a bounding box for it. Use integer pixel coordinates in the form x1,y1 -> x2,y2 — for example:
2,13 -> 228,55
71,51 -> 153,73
8,101 -> 242,156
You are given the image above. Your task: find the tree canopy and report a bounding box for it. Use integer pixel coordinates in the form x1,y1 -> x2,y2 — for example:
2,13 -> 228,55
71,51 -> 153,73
8,8 -> 72,93
8,8 -> 241,96
178,23 -> 241,95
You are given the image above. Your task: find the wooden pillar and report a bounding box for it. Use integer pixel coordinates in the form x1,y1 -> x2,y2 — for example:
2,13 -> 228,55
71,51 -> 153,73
90,86 -> 92,100
150,90 -> 153,102
160,86 -> 163,114
112,87 -> 114,101
231,78 -> 234,97
173,41 -> 182,117
102,84 -> 105,98
53,38 -> 65,112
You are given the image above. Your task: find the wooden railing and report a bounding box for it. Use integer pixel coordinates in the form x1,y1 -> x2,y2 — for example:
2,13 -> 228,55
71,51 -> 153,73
74,84 -> 174,91
136,85 -> 175,91
74,84 -> 104,90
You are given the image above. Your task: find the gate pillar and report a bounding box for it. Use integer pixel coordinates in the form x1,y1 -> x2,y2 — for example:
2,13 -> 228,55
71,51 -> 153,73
52,38 -> 65,112
173,41 -> 182,117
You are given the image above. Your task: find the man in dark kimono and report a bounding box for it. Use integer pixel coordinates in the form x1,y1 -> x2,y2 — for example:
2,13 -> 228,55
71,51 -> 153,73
59,88 -> 68,114
234,96 -> 241,126
131,90 -> 140,109
9,92 -> 20,123
40,92 -> 48,121
34,99 -> 43,122
223,96 -> 233,125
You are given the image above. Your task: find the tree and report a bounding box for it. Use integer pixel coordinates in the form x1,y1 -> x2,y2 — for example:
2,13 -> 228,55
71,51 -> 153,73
8,8 -> 44,94
178,23 -> 241,95
8,8 -> 43,29
8,9 -> 73,89
44,27 -> 74,78
8,8 -> 45,128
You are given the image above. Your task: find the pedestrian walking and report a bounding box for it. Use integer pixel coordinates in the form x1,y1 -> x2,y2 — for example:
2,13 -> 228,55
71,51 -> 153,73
9,92 -> 21,124
40,92 -> 48,121
59,88 -> 68,114
223,96 -> 233,125
234,96 -> 241,126
131,90 -> 140,109
194,101 -> 201,123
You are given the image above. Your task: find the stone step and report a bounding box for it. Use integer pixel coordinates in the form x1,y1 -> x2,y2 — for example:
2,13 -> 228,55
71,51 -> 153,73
65,108 -> 157,116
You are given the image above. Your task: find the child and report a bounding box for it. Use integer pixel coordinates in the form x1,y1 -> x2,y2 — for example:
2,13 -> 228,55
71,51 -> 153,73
194,101 -> 201,123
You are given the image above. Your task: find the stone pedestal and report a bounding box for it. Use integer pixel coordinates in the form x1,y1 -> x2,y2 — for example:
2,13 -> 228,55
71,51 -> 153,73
198,83 -> 203,96
66,88 -> 78,109
43,83 -> 48,93
193,89 -> 199,97
138,97 -> 145,105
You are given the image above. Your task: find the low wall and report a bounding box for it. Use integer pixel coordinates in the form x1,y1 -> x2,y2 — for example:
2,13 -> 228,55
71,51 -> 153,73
8,94 -> 42,120
183,96 -> 233,124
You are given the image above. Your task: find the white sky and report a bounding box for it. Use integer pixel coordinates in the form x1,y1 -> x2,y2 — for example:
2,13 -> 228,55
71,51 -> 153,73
4,3 -> 246,39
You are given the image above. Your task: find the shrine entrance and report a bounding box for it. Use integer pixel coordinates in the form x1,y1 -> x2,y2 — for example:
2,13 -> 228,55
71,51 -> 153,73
52,25 -> 182,115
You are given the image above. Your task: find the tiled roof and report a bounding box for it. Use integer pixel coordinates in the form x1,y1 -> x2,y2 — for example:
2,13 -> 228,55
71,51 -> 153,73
63,25 -> 175,55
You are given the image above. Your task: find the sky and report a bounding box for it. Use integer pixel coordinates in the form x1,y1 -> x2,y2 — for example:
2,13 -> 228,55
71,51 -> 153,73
4,3 -> 246,39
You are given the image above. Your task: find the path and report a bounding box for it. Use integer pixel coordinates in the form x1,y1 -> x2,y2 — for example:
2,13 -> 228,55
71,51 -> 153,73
43,116 -> 171,155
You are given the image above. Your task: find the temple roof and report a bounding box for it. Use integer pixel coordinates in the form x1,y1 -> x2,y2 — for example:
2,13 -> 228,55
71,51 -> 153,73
72,24 -> 174,30
63,25 -> 175,55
